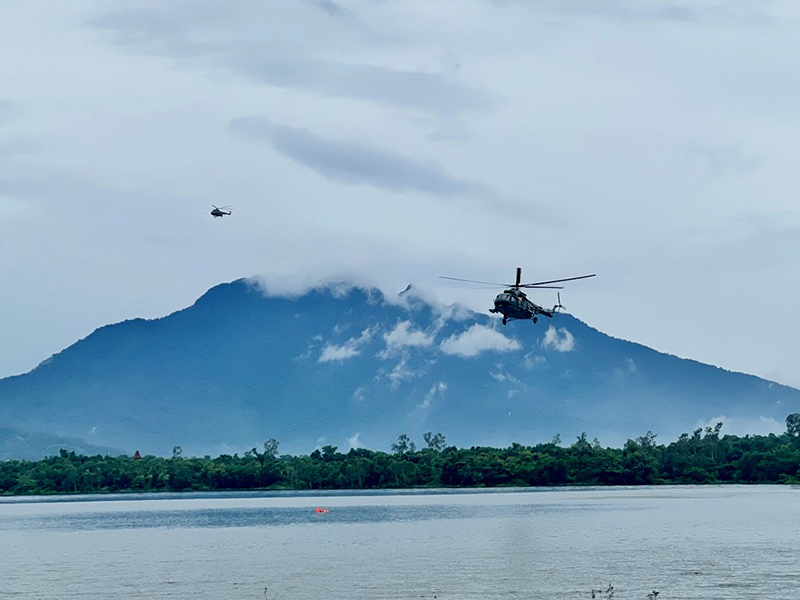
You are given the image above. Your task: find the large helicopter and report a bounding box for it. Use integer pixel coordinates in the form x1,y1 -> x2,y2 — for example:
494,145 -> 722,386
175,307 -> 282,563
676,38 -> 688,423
440,267 -> 595,325
209,205 -> 232,218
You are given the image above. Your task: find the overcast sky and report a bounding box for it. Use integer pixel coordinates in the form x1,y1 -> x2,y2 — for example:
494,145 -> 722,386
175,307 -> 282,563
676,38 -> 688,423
1,0 -> 799,387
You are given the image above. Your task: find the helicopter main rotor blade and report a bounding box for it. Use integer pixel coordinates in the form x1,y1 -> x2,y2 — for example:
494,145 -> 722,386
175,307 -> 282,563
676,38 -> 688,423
525,285 -> 564,289
519,274 -> 596,287
460,283 -> 563,289
439,276 -> 513,286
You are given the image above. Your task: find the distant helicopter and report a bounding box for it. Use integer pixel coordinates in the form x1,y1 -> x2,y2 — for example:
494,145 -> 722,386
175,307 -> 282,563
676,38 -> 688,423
209,205 -> 232,218
440,267 -> 595,325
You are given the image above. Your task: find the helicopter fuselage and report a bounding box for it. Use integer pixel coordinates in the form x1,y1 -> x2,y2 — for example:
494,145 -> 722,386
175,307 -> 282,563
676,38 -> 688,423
439,266 -> 592,326
490,288 -> 552,324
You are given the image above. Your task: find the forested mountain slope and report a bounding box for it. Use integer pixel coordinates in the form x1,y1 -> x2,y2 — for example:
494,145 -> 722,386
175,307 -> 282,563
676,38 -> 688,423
1,279 -> 797,458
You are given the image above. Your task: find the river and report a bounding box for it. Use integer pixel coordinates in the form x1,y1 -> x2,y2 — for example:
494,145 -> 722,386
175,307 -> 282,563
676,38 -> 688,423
1,485 -> 798,599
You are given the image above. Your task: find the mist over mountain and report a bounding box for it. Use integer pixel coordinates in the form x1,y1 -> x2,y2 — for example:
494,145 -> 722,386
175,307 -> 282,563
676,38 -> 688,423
0,426 -> 123,461
1,279 -> 797,459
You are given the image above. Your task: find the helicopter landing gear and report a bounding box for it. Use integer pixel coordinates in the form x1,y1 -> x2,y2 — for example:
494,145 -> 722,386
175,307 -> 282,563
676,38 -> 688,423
533,317 -> 538,324
502,316 -> 507,326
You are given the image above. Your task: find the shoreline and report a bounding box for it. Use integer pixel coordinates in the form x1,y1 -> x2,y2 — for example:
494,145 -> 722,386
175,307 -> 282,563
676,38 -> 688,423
3,481 -> 799,502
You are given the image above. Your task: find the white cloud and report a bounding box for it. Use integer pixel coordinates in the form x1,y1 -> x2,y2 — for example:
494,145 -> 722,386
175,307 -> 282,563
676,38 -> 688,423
489,366 -> 521,385
419,381 -> 447,412
384,320 -> 435,350
332,322 -> 349,335
352,386 -> 365,402
318,326 -> 376,362
388,356 -> 416,389
319,344 -> 360,362
347,432 -> 362,449
609,357 -> 640,381
433,303 -> 475,326
327,282 -> 359,299
440,324 -> 521,357
542,326 -> 575,352
294,347 -> 314,361
523,353 -> 547,370
696,415 -> 785,437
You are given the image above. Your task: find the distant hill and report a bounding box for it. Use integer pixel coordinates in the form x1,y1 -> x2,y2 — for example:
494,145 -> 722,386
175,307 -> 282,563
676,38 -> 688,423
1,279 -> 797,459
0,426 -> 122,461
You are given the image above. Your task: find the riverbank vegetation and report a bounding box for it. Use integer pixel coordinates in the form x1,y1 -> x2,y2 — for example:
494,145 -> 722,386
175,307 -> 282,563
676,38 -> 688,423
2,415 -> 798,495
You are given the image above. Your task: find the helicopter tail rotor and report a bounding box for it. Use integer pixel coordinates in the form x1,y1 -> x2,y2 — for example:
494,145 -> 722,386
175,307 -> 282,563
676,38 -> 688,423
553,292 -> 566,313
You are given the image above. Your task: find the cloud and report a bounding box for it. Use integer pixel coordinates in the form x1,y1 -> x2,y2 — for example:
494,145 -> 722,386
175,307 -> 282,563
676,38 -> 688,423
374,345 -> 430,390
523,352 -> 547,370
347,432 -> 362,449
541,326 -> 575,352
497,0 -> 769,24
607,357 -> 639,382
508,0 -> 698,22
318,326 -> 376,363
228,118 -> 519,212
0,99 -> 21,123
440,324 -> 521,357
696,415 -> 785,437
304,0 -> 355,21
489,367 -> 521,384
384,320 -> 435,350
419,381 -> 447,411
388,356 -> 416,389
690,142 -> 762,179
90,4 -> 491,115
235,59 -> 491,114
332,322 -> 349,335
392,286 -> 476,330
352,386 -> 365,402
318,344 -> 360,362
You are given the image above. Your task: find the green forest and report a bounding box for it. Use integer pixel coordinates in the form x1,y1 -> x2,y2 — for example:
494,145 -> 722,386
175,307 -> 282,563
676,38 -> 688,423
2,415 -> 799,495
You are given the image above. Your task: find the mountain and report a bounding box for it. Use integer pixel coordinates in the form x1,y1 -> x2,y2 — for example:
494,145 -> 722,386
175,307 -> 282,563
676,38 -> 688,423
0,426 -> 122,461
1,279 -> 798,458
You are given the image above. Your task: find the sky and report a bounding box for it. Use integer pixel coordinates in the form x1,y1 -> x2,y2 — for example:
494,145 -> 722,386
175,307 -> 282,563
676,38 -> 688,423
1,0 -> 799,388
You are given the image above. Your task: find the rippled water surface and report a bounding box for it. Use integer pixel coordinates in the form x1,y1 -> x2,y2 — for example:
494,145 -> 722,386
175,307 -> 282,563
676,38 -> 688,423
1,486 -> 798,599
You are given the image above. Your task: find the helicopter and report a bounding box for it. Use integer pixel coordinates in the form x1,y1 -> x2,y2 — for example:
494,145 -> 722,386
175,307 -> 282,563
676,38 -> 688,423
440,267 -> 595,325
209,205 -> 232,218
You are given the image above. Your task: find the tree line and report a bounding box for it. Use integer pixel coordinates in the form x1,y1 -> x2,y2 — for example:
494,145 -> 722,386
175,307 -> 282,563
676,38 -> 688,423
1,414 -> 799,495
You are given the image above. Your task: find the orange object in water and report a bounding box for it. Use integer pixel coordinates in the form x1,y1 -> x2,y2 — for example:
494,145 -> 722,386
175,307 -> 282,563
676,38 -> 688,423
315,507 -> 329,513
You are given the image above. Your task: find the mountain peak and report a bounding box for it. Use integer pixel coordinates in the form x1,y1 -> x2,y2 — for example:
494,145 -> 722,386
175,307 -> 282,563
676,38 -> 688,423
0,279 -> 797,459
